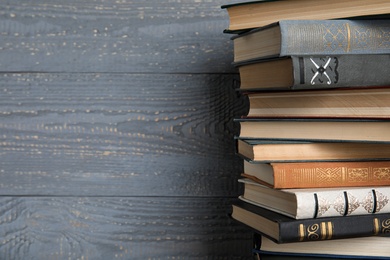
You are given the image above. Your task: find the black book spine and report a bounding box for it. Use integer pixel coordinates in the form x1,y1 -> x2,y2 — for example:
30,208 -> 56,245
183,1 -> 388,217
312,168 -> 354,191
279,214 -> 390,243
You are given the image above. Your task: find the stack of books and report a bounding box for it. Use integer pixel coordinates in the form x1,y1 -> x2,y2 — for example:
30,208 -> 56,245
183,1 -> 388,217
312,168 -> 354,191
222,1 -> 390,259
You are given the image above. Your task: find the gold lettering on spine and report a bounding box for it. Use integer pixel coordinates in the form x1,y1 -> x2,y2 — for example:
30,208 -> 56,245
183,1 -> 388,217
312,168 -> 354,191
346,23 -> 351,53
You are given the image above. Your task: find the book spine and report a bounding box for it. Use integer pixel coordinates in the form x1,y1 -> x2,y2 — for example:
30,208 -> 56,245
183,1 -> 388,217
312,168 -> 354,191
272,162 -> 390,189
291,55 -> 390,89
295,187 -> 390,219
279,20 -> 390,56
280,214 -> 390,243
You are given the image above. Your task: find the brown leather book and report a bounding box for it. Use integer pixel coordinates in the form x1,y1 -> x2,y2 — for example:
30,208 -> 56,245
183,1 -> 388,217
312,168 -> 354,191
243,160 -> 390,189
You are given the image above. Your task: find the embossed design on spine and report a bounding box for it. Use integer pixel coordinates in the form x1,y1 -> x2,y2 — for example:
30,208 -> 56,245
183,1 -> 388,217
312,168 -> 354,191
299,222 -> 333,241
382,219 -> 390,233
316,167 -> 342,183
348,168 -> 369,182
285,21 -> 390,54
363,190 -> 377,213
334,192 -> 360,216
300,56 -> 339,86
309,57 -> 338,85
374,168 -> 390,180
317,196 -> 330,218
316,190 -> 389,217
375,191 -> 390,212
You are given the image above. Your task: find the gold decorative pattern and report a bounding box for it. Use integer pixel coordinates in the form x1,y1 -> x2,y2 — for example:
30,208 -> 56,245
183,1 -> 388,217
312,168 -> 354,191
347,168 -> 369,182
382,219 -> 390,233
322,23 -> 349,52
298,222 -> 333,241
373,168 -> 390,180
316,167 -> 342,183
307,224 -> 320,240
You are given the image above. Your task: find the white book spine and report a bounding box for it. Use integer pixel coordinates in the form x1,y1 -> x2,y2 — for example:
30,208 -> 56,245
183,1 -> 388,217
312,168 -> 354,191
295,188 -> 390,219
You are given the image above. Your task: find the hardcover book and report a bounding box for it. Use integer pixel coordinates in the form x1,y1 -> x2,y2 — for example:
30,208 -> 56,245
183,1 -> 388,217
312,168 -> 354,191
231,199 -> 390,243
243,160 -> 390,189
237,139 -> 390,163
232,19 -> 390,62
255,234 -> 390,259
221,0 -> 390,32
236,55 -> 390,91
245,87 -> 390,118
237,118 -> 390,143
239,178 -> 390,219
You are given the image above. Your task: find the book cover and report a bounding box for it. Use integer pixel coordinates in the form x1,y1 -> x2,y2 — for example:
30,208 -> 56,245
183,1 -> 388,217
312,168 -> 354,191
237,139 -> 390,163
243,160 -> 390,189
239,178 -> 390,219
245,87 -> 390,118
233,20 -> 390,61
231,199 -> 390,243
280,20 -> 390,56
221,0 -> 390,32
236,55 -> 390,91
236,118 -> 390,143
254,234 -> 390,259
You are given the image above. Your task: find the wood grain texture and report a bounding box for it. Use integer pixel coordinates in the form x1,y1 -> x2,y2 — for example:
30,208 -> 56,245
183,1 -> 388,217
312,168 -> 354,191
0,0 -> 254,258
0,72 -> 247,196
0,197 -> 253,259
0,0 -> 246,73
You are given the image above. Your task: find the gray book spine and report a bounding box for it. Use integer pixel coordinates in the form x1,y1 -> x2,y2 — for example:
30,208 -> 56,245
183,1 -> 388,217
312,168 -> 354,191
291,55 -> 390,89
280,20 -> 390,56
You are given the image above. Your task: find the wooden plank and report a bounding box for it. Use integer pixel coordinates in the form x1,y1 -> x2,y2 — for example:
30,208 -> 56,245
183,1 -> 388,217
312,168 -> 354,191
0,197 -> 253,259
0,0 -> 241,73
0,72 -> 247,196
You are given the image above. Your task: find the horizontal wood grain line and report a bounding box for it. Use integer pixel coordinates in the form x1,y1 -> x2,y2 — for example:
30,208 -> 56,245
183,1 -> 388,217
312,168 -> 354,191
0,72 -> 247,197
0,196 -> 252,259
0,0 -> 236,74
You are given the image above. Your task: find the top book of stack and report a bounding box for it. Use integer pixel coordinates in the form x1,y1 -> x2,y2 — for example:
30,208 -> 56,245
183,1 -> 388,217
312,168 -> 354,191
222,0 -> 390,33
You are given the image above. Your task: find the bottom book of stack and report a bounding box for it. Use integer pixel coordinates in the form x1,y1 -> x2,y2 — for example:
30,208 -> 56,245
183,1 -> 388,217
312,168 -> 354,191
253,234 -> 390,259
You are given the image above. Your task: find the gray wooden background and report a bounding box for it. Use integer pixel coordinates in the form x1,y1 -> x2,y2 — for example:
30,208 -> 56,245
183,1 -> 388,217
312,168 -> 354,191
0,1 -> 253,259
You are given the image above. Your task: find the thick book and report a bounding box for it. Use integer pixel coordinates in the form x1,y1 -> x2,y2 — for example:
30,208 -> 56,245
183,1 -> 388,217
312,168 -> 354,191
237,139 -> 390,163
245,87 -> 390,119
239,178 -> 390,219
232,19 -> 390,62
236,55 -> 390,91
231,199 -> 390,243
221,0 -> 390,32
243,160 -> 390,189
237,118 -> 390,143
255,235 -> 390,259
